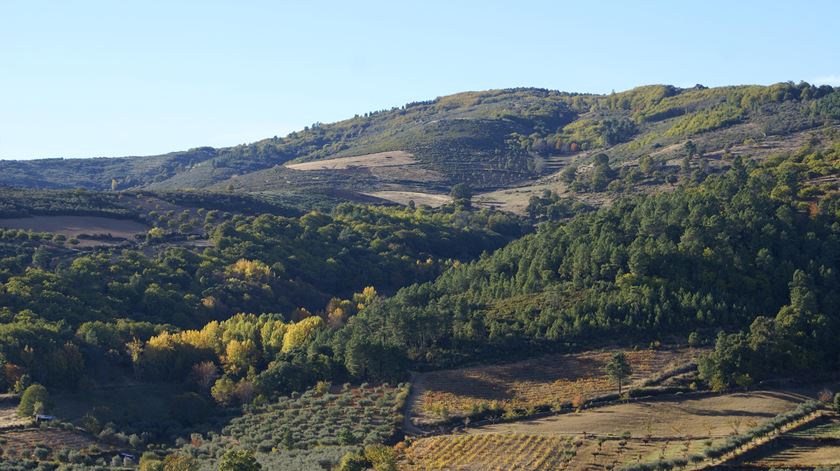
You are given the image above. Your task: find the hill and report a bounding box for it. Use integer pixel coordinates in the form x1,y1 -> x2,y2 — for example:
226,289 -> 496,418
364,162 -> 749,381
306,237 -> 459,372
2,83 -> 838,212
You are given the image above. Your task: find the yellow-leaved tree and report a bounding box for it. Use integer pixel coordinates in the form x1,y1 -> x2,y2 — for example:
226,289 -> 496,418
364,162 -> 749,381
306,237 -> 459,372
282,316 -> 325,352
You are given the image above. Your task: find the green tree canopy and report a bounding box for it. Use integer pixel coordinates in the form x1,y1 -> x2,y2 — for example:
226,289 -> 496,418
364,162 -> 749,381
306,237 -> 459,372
17,383 -> 49,417
605,353 -> 632,395
218,449 -> 261,471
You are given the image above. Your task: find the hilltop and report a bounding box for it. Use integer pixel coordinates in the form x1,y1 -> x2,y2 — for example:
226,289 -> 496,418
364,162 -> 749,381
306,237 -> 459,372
2,82 -> 838,212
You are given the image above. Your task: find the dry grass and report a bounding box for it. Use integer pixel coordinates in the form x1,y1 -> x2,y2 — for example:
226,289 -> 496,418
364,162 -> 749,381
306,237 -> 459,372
410,348 -> 701,426
0,404 -> 28,429
744,440 -> 840,468
0,427 -> 105,459
739,414 -> 840,468
286,151 -> 417,171
364,191 -> 452,207
469,390 -> 808,438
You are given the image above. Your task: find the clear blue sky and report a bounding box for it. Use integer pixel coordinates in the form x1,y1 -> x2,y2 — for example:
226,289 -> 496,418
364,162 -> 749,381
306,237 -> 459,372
2,0 -> 838,160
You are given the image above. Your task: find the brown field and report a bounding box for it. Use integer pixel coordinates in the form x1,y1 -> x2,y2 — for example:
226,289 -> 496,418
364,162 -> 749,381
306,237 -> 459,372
743,440 -> 840,468
365,191 -> 452,207
469,390 -> 808,438
401,390 -> 814,471
0,215 -> 148,246
738,414 -> 840,468
409,348 -> 702,426
401,432 -> 712,471
286,151 -> 418,171
0,403 -> 28,429
0,427 -> 105,459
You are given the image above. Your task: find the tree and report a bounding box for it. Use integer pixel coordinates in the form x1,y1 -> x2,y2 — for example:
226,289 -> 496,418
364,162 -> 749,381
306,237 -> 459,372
282,316 -> 324,352
590,154 -> 616,191
364,444 -> 398,471
162,454 -> 198,471
17,383 -> 49,417
560,165 -> 577,183
834,393 -> 840,413
450,183 -> 473,209
336,452 -> 369,471
218,449 -> 261,471
605,353 -> 632,395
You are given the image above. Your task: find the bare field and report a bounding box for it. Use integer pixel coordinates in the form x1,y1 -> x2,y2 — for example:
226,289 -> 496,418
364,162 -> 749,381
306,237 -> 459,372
365,191 -> 452,207
0,403 -> 28,429
0,427 -> 106,459
286,151 -> 418,171
744,441 -> 840,468
410,348 -> 702,426
0,215 -> 148,245
469,390 -> 808,438
739,414 -> 840,468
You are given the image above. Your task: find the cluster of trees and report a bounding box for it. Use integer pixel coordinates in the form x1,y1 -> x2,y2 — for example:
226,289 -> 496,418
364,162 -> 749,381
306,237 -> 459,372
134,311 -> 336,407
335,142 -> 840,374
0,202 -> 523,394
526,191 -> 593,221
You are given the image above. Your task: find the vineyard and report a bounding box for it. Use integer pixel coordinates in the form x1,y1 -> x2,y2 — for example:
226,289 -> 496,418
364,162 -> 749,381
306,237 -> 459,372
411,348 -> 701,425
399,432 -> 713,471
177,383 -> 409,471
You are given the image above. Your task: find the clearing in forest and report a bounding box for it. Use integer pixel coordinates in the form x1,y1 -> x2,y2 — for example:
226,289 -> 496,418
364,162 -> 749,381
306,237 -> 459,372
0,215 -> 148,246
409,347 -> 702,426
364,191 -> 452,207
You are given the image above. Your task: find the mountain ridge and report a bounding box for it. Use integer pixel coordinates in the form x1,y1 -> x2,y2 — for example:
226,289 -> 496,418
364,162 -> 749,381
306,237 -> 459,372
1,83 -> 837,212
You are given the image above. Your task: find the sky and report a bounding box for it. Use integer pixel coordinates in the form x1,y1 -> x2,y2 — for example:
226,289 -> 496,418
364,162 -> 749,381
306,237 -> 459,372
1,1 -> 838,160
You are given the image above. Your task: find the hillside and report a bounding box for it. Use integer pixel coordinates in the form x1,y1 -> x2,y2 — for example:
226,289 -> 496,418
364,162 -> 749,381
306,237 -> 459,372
2,83 -> 838,212
2,83 -> 840,471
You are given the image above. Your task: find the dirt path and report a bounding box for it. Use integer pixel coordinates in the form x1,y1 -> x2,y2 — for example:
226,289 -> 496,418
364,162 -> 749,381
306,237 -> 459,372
403,372 -> 430,436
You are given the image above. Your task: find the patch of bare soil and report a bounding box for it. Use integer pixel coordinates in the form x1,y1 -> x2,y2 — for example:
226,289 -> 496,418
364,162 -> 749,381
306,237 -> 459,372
286,151 -> 418,171
364,191 -> 452,207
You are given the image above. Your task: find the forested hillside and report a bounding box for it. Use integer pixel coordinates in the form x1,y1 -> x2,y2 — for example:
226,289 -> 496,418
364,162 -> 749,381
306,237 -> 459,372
2,83 -> 840,470
339,136 -> 840,378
